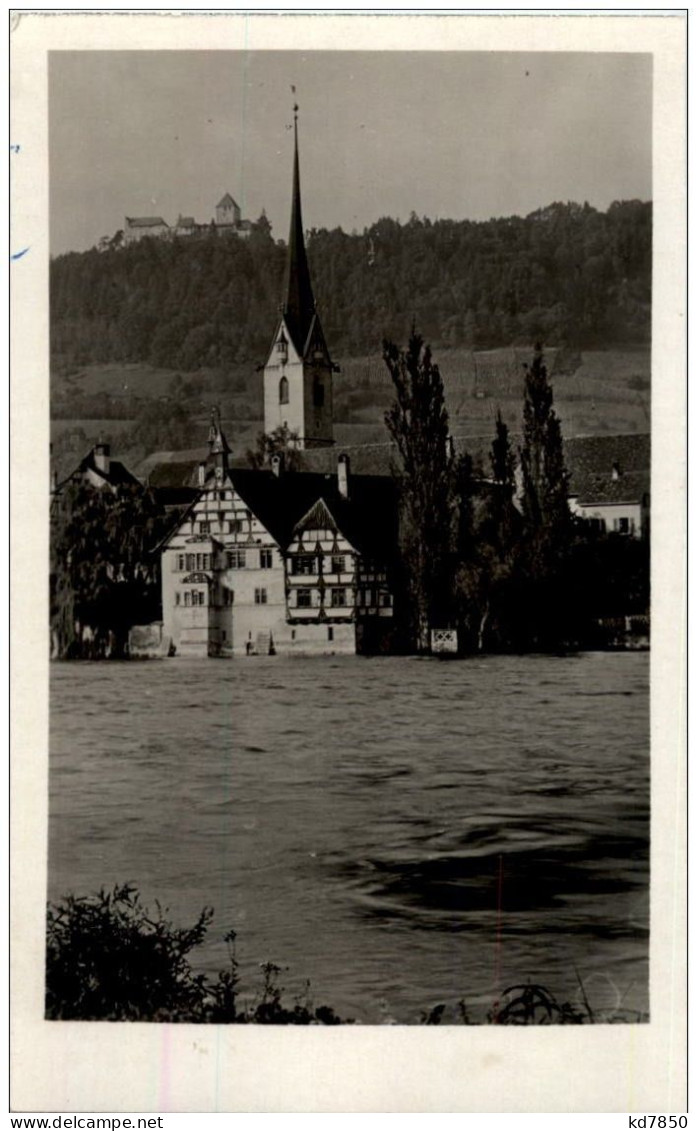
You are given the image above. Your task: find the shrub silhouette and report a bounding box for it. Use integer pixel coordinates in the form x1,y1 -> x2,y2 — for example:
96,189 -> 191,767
46,884 -> 645,1024
46,884 -> 345,1024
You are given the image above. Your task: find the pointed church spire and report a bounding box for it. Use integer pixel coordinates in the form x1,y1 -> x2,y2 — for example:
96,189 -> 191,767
208,404 -> 231,480
282,103 -> 316,356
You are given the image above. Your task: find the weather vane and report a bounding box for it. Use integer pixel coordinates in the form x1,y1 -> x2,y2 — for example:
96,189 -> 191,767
291,85 -> 298,122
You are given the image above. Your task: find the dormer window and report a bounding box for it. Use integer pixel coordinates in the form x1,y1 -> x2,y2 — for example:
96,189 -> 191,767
279,376 -> 289,405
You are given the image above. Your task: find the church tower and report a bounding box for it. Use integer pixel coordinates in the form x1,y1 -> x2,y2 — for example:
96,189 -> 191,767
263,107 -> 336,448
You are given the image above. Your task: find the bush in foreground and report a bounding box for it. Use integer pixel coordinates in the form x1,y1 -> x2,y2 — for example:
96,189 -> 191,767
46,885 -> 646,1024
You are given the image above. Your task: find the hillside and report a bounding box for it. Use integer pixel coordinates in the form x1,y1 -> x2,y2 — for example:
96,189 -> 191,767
51,199 -> 651,380
50,346 -> 650,483
50,199 -> 651,480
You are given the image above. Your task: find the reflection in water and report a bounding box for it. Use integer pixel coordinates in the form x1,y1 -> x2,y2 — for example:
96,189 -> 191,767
49,653 -> 649,1023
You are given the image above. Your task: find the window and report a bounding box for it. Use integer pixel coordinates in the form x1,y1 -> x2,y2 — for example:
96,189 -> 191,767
292,554 -> 316,576
254,588 -> 268,605
199,521 -> 210,534
331,555 -> 346,574
364,589 -> 373,606
291,629 -> 296,640
184,591 -> 191,607
297,588 -> 312,608
313,379 -> 325,408
331,588 -> 347,608
260,549 -> 273,569
279,376 -> 289,405
186,553 -> 196,571
175,592 -> 181,606
327,626 -> 334,642
191,590 -> 205,607
223,588 -> 234,606
176,554 -> 185,572
227,550 -> 246,569
616,517 -> 630,534
379,592 -> 392,608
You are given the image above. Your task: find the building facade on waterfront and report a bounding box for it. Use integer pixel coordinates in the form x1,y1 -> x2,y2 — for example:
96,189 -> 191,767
158,413 -> 397,657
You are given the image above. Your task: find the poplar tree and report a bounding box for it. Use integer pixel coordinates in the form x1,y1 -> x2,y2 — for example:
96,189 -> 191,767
383,329 -> 455,652
517,344 -> 572,646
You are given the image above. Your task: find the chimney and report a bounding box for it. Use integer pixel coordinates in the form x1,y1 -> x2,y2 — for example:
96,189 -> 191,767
271,452 -> 284,478
198,462 -> 206,487
93,440 -> 110,476
612,462 -> 621,481
337,453 -> 350,499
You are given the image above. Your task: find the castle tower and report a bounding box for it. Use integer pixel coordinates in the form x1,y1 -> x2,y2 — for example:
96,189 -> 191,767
262,107 -> 336,448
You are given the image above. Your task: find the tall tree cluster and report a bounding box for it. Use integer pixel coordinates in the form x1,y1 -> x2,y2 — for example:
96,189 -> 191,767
383,334 -> 648,654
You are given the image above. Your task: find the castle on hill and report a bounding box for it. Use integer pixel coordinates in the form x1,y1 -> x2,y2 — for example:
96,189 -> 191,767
123,193 -> 266,245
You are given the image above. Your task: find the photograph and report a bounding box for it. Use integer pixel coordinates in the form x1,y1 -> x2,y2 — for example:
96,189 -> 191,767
46,45 -> 652,1026
10,10 -> 686,1115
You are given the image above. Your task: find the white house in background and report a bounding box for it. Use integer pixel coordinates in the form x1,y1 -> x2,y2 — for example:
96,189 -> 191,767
565,433 -> 650,538
123,216 -> 170,243
158,414 -> 397,658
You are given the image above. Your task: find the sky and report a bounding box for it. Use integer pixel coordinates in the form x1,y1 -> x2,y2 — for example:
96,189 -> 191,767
49,50 -> 652,256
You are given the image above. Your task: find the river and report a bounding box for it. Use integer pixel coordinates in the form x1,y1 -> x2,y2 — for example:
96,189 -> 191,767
48,652 -> 649,1023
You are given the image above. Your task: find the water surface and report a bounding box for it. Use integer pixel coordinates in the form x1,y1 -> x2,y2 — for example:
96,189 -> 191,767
49,652 -> 649,1022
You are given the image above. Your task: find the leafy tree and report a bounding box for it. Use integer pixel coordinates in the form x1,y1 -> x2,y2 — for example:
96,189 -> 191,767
246,424 -> 302,471
383,329 -> 455,651
50,480 -> 169,659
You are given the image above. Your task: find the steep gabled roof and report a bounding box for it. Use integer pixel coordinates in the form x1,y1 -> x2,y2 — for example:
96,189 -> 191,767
292,497 -> 339,538
570,469 -> 650,506
564,433 -> 650,489
125,216 -> 168,228
54,447 -> 142,494
229,469 -> 398,560
217,193 -> 239,209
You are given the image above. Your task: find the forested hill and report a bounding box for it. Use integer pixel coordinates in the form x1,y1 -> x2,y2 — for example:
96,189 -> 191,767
51,199 -> 651,374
